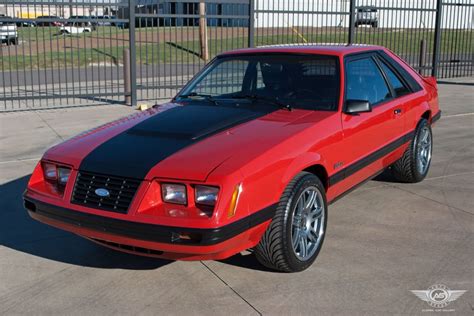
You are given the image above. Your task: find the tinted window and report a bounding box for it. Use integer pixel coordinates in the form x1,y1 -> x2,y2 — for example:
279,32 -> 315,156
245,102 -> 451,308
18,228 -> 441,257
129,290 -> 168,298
378,51 -> 422,92
346,57 -> 391,106
180,54 -> 340,111
193,59 -> 249,96
379,61 -> 410,97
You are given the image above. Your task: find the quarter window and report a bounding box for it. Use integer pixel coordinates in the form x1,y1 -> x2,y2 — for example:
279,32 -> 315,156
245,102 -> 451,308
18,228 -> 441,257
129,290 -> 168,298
346,57 -> 392,106
379,61 -> 410,97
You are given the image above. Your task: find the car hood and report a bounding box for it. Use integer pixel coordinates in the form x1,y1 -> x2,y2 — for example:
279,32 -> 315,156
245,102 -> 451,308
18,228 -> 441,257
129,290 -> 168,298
44,103 -> 328,181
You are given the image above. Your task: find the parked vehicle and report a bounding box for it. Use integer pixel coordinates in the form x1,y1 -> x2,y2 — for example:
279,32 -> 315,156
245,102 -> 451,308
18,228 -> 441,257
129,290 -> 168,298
24,45 -> 440,272
35,15 -> 63,27
356,6 -> 379,28
16,20 -> 36,27
0,16 -> 18,45
69,16 -> 97,31
59,21 -> 92,34
95,15 -> 115,26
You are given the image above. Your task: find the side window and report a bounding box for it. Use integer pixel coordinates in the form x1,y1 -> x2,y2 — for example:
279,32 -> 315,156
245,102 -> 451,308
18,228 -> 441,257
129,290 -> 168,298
379,60 -> 410,97
346,57 -> 392,106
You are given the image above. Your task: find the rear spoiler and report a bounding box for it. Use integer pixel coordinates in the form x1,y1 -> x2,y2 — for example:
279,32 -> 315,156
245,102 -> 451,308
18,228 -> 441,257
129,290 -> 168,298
422,76 -> 437,89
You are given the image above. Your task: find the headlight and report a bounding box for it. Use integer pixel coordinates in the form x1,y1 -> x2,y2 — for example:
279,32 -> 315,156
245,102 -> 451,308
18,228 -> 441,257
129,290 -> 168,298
57,167 -> 71,186
41,162 -> 72,191
195,185 -> 219,206
161,183 -> 187,205
43,162 -> 58,181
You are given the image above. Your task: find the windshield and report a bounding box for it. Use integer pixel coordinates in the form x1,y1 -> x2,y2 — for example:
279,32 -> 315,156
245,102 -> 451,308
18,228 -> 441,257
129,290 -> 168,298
178,54 -> 340,111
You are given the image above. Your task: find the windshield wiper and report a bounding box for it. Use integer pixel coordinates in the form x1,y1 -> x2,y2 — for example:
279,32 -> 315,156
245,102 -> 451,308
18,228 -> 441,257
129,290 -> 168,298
178,92 -> 219,106
231,94 -> 292,111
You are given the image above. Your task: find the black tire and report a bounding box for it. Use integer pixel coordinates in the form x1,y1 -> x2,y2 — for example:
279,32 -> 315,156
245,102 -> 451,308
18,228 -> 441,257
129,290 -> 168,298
254,172 -> 328,272
391,118 -> 432,183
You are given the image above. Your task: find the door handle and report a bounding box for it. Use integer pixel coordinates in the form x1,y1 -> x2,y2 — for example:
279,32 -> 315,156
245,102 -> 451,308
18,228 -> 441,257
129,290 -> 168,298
394,109 -> 402,115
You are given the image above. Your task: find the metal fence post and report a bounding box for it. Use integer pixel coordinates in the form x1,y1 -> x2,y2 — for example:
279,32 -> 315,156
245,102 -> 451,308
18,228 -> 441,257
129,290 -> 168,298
348,0 -> 356,45
432,0 -> 443,77
128,0 -> 137,106
123,49 -> 131,105
248,0 -> 255,48
419,39 -> 426,76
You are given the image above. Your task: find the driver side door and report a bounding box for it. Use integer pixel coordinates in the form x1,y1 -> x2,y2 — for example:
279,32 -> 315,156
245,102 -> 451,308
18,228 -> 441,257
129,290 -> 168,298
335,53 -> 405,192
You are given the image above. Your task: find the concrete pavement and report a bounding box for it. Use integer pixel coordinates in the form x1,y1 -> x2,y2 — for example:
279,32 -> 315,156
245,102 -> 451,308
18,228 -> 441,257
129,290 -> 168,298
0,79 -> 473,315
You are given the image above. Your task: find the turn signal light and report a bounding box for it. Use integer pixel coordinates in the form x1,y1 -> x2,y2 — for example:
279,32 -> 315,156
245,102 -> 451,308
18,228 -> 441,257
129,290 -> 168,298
227,184 -> 242,218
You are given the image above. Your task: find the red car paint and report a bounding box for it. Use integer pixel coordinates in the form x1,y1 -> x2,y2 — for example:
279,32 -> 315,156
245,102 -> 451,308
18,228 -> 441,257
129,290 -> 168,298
24,45 -> 440,261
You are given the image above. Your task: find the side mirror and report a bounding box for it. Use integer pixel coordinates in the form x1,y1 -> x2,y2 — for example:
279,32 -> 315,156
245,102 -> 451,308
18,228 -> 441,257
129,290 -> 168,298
345,99 -> 372,114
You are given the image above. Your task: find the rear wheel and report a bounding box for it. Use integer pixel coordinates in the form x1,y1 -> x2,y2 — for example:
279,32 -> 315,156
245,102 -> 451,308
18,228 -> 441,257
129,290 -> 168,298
255,172 -> 327,272
391,118 -> 432,183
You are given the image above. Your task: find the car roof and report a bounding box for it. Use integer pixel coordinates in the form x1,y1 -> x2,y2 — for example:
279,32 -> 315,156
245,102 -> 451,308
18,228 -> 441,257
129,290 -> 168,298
219,44 -> 385,57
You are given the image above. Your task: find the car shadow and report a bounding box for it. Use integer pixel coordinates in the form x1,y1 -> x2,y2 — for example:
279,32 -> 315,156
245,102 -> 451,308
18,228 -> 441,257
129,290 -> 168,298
219,251 -> 276,272
371,168 -> 402,183
0,175 -> 170,270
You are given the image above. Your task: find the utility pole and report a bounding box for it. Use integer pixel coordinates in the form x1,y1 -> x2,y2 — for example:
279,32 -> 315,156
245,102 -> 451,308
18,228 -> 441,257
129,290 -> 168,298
199,0 -> 209,61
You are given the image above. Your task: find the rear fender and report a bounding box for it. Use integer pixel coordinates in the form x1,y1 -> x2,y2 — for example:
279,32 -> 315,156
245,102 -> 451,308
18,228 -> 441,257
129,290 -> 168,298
408,101 -> 432,131
422,76 -> 437,89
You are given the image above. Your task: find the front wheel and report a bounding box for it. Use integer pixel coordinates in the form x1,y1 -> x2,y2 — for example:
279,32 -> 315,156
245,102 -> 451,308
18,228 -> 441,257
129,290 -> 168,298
391,118 -> 433,183
254,172 -> 328,272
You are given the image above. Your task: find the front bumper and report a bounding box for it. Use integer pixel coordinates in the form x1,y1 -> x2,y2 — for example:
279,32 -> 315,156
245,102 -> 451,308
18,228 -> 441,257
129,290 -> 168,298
24,196 -> 276,260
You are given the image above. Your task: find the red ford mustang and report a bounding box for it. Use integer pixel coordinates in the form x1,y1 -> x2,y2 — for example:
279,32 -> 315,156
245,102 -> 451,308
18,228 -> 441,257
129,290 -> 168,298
24,45 -> 440,272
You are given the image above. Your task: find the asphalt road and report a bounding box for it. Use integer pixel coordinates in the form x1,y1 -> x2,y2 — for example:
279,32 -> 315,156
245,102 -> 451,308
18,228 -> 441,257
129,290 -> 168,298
0,63 -> 203,87
0,78 -> 473,315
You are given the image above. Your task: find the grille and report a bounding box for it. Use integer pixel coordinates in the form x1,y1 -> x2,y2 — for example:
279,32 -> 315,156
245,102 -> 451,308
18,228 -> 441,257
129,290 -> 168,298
91,238 -> 164,256
71,172 -> 141,214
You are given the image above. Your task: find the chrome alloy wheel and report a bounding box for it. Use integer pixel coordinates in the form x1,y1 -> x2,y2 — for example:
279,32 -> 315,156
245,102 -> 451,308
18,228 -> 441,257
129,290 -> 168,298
416,125 -> 432,174
291,186 -> 325,261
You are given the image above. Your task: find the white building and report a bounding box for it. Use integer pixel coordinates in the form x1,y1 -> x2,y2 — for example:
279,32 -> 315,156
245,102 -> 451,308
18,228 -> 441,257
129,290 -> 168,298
254,0 -> 473,29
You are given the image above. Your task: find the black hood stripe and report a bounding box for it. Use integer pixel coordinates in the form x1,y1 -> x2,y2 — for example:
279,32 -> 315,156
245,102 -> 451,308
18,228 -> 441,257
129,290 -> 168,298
79,104 -> 273,179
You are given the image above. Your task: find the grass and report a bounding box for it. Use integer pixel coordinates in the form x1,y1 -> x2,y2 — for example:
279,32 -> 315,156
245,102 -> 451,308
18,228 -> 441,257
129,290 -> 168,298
3,27 -> 473,71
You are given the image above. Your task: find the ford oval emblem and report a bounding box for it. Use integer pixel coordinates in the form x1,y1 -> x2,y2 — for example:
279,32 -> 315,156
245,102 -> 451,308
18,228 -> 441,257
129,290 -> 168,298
95,188 -> 110,197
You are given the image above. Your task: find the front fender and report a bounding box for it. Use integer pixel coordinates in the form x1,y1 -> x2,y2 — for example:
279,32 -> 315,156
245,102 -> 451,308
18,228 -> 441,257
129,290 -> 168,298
279,152 -> 327,195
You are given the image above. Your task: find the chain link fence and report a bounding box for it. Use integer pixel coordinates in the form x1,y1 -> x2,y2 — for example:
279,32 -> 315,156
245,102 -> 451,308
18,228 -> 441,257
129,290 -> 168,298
0,0 -> 473,111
